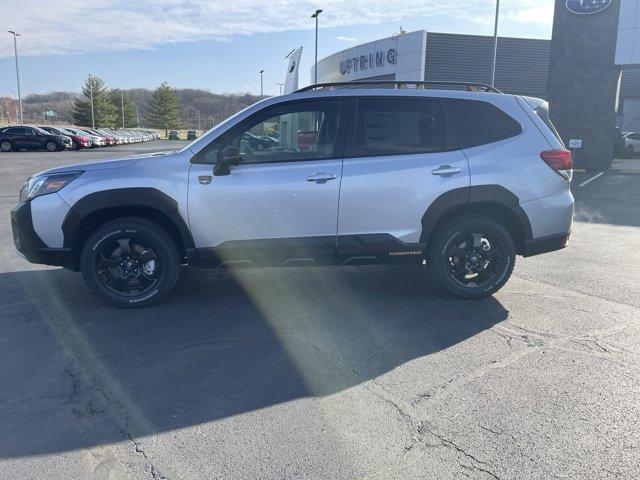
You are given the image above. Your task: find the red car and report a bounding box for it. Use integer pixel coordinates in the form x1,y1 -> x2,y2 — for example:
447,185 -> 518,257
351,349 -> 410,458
39,126 -> 91,149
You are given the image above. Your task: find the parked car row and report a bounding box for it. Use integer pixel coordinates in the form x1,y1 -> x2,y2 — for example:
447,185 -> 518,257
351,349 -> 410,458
0,125 -> 159,152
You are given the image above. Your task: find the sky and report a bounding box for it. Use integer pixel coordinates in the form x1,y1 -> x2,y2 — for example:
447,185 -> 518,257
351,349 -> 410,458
0,0 -> 555,97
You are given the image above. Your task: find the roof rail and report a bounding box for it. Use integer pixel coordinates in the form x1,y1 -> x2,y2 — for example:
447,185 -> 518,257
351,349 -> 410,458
296,81 -> 503,94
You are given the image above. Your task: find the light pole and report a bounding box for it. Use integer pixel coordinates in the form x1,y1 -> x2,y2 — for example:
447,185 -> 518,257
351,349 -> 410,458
120,90 -> 125,128
8,31 -> 23,125
87,74 -> 95,128
490,0 -> 500,87
259,69 -> 264,100
276,82 -> 284,95
311,9 -> 323,85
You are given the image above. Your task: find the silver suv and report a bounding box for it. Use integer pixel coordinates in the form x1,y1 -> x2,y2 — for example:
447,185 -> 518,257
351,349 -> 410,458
11,82 -> 574,307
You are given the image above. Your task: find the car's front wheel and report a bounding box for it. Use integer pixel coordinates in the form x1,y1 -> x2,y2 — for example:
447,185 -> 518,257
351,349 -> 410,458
427,214 -> 515,299
80,217 -> 181,307
0,141 -> 12,152
45,141 -> 58,152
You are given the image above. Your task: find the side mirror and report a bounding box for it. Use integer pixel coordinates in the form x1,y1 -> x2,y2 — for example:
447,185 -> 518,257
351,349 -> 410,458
213,146 -> 241,176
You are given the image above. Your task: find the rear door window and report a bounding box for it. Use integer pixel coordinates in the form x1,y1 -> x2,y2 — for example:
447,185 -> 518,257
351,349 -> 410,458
349,97 -> 452,157
5,127 -> 26,135
450,99 -> 522,149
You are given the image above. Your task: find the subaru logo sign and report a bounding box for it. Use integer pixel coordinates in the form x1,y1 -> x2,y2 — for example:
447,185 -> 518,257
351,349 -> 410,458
566,0 -> 612,15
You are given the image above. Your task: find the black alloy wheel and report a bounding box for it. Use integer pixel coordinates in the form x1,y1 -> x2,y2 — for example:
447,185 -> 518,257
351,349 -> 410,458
81,217 -> 180,307
428,214 -> 515,298
95,236 -> 162,298
444,231 -> 504,289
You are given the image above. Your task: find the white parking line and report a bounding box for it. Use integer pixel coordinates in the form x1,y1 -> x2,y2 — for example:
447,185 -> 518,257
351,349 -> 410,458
578,171 -> 605,187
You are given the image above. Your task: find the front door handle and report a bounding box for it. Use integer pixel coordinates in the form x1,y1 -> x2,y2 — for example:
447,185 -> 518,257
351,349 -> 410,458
431,165 -> 461,176
306,172 -> 337,184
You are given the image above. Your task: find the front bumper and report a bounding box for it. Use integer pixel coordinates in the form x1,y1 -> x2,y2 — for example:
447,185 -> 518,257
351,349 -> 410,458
11,201 -> 77,270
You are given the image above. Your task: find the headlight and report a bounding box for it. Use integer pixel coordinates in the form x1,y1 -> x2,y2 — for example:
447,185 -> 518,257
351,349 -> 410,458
19,171 -> 83,202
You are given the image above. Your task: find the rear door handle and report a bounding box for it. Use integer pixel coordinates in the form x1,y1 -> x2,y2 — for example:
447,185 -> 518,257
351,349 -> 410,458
306,172 -> 337,184
431,165 -> 461,176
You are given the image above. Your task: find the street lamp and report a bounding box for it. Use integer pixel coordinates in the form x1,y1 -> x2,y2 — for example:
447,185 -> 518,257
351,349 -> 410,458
491,0 -> 500,87
259,69 -> 264,100
8,31 -> 23,125
87,74 -> 95,129
311,9 -> 323,85
276,82 -> 284,95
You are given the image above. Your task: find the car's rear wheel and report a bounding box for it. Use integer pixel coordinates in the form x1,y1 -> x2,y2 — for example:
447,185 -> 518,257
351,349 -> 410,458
81,217 -> 181,307
428,214 -> 515,299
0,141 -> 12,152
45,141 -> 58,152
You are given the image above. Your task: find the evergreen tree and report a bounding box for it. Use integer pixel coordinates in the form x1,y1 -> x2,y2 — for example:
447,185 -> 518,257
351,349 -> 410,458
72,76 -> 116,127
145,82 -> 183,135
109,89 -> 138,128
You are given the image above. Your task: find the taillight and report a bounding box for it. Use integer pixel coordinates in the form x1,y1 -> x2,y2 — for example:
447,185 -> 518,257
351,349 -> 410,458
540,149 -> 573,180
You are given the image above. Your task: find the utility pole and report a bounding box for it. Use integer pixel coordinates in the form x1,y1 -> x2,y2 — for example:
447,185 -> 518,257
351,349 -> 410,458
311,10 -> 323,85
259,70 -> 264,100
88,74 -> 95,128
491,0 -> 500,87
198,110 -> 201,131
8,31 -> 23,125
121,90 -> 125,128
276,82 -> 284,95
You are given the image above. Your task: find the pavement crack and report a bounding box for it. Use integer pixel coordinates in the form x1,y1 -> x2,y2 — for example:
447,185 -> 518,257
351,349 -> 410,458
418,421 -> 501,480
93,387 -> 170,480
63,367 -> 80,404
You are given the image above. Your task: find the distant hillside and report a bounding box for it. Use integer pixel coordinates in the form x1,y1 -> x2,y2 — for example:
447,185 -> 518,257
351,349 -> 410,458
0,88 -> 262,128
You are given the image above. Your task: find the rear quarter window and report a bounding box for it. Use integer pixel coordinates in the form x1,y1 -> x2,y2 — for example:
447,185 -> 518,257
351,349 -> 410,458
450,99 -> 522,149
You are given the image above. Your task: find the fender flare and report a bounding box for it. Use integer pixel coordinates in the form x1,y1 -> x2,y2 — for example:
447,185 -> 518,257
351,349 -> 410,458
419,185 -> 533,244
61,187 -> 195,252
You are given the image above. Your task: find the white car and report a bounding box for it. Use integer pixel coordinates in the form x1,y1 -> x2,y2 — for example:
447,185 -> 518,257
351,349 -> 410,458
11,81 -> 574,307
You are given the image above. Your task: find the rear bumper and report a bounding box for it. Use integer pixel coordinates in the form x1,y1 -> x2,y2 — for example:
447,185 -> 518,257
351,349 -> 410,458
11,201 -> 77,270
522,232 -> 570,257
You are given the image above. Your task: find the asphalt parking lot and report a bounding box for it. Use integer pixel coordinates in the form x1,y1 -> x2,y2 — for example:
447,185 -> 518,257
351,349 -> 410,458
1,143 -> 639,479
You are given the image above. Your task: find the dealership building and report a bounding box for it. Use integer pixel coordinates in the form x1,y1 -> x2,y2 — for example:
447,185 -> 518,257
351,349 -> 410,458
313,29 -> 640,133
309,0 -> 639,171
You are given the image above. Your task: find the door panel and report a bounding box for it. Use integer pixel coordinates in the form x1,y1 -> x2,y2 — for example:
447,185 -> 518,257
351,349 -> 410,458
338,95 -> 469,248
338,151 -> 469,244
187,97 -> 346,266
188,160 -> 342,264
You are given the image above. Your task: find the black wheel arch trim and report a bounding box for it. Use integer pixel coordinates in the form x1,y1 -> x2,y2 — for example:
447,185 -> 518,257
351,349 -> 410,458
61,188 -> 195,257
419,185 -> 533,246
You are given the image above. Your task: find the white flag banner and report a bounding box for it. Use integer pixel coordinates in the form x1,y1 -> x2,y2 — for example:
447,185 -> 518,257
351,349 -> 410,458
284,47 -> 303,94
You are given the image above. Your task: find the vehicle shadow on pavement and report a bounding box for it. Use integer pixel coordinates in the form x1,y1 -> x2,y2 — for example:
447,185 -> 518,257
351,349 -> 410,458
0,265 -> 509,459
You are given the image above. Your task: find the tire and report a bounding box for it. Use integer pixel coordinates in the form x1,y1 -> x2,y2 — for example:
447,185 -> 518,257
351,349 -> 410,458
80,217 -> 181,307
427,214 -> 515,299
45,141 -> 58,152
0,141 -> 12,152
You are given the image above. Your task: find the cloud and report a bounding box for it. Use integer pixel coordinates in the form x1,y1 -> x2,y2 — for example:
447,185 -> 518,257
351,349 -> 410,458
1,0 -> 554,58
336,36 -> 357,42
